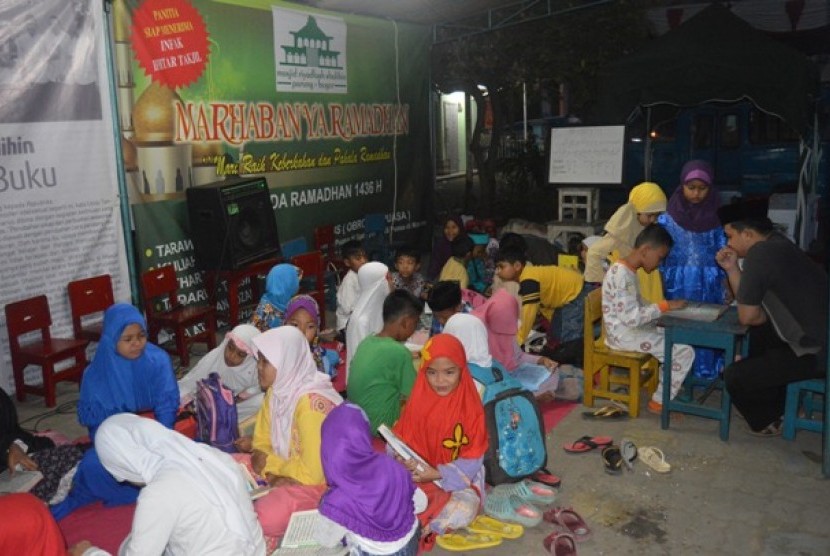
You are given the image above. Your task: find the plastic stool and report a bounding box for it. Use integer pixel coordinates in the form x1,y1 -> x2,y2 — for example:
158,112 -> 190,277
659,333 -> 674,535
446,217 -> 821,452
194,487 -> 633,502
558,187 -> 599,222
782,378 -> 825,440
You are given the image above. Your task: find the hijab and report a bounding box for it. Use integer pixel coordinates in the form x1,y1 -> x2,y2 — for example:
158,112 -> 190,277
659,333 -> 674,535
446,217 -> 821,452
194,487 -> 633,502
393,334 -> 487,466
603,181 -> 668,248
667,159 -> 721,232
443,313 -> 492,368
77,303 -> 177,434
345,262 -> 389,377
319,404 -> 416,542
0,493 -> 68,556
284,294 -> 327,373
96,414 -> 263,554
252,326 -> 342,458
471,289 -> 520,371
262,263 -> 300,311
178,324 -> 261,397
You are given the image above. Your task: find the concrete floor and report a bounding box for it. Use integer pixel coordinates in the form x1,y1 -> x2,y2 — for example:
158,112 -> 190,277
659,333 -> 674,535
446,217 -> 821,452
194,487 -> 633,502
15,376 -> 830,556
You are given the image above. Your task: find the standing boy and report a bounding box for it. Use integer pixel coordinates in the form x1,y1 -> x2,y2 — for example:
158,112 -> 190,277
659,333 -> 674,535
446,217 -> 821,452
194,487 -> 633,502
391,245 -> 429,299
716,199 -> 828,436
601,224 -> 693,413
335,240 -> 368,336
347,290 -> 422,434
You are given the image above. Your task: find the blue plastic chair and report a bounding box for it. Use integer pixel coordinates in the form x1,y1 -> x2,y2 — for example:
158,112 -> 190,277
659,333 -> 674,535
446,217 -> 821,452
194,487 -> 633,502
782,378 -> 825,440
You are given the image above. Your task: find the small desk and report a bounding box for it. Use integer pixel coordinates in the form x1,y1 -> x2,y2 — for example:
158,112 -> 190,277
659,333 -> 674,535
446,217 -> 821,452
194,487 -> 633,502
204,257 -> 281,328
659,307 -> 749,441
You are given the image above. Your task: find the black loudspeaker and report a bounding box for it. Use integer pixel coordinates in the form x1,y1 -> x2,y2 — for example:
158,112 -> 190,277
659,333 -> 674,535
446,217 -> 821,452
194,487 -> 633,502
186,177 -> 280,270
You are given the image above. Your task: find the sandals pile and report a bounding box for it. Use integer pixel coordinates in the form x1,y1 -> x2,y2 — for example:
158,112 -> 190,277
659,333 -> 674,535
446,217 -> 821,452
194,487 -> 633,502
483,479 -> 558,527
435,514 -> 524,551
542,507 -> 591,555
563,435 -> 671,475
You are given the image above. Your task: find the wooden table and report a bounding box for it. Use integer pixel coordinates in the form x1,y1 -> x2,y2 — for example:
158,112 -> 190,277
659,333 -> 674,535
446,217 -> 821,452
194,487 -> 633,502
659,307 -> 749,441
203,257 -> 281,328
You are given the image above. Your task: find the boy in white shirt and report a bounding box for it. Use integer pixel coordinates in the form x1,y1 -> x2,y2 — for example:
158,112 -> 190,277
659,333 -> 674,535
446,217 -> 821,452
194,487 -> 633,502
336,240 -> 368,336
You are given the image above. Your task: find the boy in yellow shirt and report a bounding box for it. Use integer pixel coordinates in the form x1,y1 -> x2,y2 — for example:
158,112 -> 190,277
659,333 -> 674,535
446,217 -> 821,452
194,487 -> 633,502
495,248 -> 587,360
438,235 -> 474,289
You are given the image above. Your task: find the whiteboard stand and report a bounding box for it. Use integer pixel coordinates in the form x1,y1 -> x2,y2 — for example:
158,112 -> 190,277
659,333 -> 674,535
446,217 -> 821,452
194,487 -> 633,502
558,187 -> 599,223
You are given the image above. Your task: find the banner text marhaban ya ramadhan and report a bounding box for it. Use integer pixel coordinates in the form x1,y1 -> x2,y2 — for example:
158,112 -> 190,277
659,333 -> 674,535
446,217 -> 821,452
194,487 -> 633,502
175,101 -> 410,146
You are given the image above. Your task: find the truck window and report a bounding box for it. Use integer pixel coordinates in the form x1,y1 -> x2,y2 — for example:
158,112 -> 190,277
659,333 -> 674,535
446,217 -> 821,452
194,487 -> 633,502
720,113 -> 739,148
749,109 -> 798,144
693,114 -> 714,148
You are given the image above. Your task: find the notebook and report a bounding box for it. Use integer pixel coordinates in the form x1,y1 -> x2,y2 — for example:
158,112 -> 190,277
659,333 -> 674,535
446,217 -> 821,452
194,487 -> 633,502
377,424 -> 442,487
0,468 -> 44,494
271,510 -> 347,555
666,302 -> 729,322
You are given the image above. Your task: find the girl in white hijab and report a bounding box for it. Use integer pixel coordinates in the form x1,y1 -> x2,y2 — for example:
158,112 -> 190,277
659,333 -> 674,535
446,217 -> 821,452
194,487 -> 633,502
94,413 -> 266,555
443,313 -> 494,397
345,262 -> 391,381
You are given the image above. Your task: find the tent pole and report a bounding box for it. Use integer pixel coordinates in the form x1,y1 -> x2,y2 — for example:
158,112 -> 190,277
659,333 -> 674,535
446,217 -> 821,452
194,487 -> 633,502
644,106 -> 652,181
103,0 -> 140,306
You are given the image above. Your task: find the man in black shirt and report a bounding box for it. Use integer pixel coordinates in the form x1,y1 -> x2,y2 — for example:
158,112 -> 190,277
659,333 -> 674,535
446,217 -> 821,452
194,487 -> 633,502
716,199 -> 828,435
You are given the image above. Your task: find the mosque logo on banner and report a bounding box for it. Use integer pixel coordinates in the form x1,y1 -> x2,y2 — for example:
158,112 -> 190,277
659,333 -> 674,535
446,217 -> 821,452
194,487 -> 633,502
272,8 -> 347,94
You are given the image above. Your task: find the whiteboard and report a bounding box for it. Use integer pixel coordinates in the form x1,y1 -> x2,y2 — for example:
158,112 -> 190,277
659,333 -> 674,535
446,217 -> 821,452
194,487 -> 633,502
548,125 -> 625,184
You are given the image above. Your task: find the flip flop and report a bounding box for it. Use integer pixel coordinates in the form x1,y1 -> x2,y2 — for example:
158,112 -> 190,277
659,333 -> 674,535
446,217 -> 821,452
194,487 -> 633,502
562,435 -> 613,454
582,403 -> 629,420
543,507 -> 591,542
484,492 -> 543,527
532,469 -> 562,488
640,446 -> 671,473
467,515 -> 524,539
543,531 -> 578,555
601,445 -> 623,475
620,438 -> 638,471
492,479 -> 557,506
435,531 -> 503,551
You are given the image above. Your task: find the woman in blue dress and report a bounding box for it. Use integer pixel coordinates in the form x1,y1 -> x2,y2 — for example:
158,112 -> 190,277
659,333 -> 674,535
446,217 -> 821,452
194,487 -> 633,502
658,160 -> 726,380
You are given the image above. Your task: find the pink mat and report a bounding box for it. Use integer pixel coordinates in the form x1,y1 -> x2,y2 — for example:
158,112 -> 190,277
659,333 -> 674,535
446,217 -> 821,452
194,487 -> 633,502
59,502 -> 135,554
538,399 -> 578,432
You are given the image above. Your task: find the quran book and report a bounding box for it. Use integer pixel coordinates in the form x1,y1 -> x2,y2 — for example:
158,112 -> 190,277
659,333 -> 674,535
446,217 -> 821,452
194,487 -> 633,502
667,302 -> 728,322
0,468 -> 43,494
271,510 -> 347,555
377,424 -> 442,487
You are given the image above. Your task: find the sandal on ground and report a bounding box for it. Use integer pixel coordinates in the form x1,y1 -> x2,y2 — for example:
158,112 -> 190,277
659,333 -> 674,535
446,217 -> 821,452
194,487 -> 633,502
543,531 -> 578,555
484,492 -> 543,527
601,445 -> 623,475
532,468 -> 562,488
562,435 -> 613,454
582,403 -> 629,420
467,515 -> 524,539
639,446 -> 671,473
492,479 -> 557,506
620,438 -> 637,471
542,507 -> 591,541
435,531 -> 503,551
748,418 -> 783,437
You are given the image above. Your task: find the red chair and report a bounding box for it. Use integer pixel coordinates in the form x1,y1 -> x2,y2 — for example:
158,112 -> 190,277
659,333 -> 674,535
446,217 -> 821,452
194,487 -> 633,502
67,274 -> 114,343
5,295 -> 89,407
291,251 -> 327,329
141,265 -> 217,368
314,224 -> 342,268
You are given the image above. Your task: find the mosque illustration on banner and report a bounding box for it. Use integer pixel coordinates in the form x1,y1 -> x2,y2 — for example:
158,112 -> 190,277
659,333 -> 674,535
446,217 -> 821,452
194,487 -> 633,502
279,16 -> 342,69
112,0 -> 225,204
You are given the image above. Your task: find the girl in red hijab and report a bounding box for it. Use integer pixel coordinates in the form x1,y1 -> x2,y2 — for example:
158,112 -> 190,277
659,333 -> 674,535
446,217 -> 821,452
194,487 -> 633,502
393,334 -> 488,537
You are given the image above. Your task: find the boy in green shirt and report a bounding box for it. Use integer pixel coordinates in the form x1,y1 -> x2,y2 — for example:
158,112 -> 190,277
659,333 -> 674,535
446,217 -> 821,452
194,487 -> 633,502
347,290 -> 423,434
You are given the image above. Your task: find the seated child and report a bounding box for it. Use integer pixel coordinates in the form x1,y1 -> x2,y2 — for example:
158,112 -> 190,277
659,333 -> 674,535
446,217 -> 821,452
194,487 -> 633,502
348,290 -> 422,434
336,240 -> 368,335
392,334 -> 488,538
602,223 -> 694,413
284,295 -> 340,378
494,247 -> 587,355
250,263 -> 300,332
427,215 -> 465,280
391,245 -> 429,299
427,281 -> 464,336
438,235 -> 474,290
177,324 -> 263,422
466,234 -> 490,294
317,403 -> 420,556
471,290 -> 559,395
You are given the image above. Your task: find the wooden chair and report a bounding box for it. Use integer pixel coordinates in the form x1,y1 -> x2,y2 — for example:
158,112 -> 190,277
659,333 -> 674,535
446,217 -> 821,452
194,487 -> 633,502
583,288 -> 658,417
5,295 -> 89,407
141,265 -> 217,368
67,274 -> 114,343
291,251 -> 327,329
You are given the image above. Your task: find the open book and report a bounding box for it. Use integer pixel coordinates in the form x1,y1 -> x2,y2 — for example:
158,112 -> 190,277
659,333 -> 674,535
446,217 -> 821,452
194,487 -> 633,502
271,510 -> 347,555
667,302 -> 729,322
0,468 -> 43,494
377,424 -> 442,487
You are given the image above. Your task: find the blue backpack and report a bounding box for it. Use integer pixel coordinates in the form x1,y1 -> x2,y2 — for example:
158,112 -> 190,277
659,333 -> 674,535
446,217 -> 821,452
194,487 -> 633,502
195,372 -> 239,453
470,363 -> 548,485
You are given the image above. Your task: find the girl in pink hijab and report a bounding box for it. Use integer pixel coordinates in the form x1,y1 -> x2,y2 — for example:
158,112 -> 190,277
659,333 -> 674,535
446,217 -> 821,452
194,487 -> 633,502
472,290 -> 559,395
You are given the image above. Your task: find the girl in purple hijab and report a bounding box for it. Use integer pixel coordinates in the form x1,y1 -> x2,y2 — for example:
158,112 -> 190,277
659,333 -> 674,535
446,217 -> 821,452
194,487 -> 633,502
316,404 -> 420,555
658,159 -> 726,379
427,215 -> 466,280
